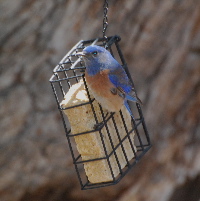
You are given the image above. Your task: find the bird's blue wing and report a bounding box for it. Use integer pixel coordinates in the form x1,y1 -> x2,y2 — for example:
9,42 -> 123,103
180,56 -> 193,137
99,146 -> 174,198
108,64 -> 143,104
108,65 -> 132,93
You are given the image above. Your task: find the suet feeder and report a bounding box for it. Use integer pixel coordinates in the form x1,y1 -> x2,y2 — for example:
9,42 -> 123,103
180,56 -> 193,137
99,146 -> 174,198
49,35 -> 151,190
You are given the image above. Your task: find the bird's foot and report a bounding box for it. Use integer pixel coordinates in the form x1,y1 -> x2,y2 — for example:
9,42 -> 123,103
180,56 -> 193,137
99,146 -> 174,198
93,112 -> 110,130
93,122 -> 105,130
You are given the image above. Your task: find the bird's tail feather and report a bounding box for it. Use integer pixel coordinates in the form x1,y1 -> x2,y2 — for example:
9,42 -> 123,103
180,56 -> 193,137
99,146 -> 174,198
126,94 -> 142,104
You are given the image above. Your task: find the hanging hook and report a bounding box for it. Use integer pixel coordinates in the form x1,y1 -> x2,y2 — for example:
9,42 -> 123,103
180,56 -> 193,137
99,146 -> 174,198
102,0 -> 109,47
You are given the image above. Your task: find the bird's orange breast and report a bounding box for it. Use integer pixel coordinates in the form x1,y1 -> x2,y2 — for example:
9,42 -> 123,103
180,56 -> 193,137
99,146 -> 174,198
85,69 -> 124,112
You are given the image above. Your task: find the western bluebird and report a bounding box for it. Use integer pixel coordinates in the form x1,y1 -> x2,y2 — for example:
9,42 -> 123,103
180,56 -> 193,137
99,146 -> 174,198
76,45 -> 142,119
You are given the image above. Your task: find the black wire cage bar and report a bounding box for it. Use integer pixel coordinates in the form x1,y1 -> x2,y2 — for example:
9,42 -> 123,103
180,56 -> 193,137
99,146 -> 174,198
49,35 -> 151,190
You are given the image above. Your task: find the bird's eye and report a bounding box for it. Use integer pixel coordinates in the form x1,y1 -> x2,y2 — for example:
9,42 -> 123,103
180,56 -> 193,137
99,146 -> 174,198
92,51 -> 98,56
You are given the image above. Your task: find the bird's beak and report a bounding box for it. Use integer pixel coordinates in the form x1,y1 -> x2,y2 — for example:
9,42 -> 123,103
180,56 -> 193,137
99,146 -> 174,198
75,52 -> 85,57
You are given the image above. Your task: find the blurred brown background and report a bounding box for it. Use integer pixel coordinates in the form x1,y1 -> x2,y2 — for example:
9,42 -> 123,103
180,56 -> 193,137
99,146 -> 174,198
0,0 -> 200,201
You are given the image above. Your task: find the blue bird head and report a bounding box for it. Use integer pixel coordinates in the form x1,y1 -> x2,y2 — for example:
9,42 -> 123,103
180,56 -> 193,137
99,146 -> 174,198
77,45 -> 119,76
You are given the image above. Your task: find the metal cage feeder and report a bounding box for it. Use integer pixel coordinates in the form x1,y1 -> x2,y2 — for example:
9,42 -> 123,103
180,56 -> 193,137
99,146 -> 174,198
49,35 -> 151,190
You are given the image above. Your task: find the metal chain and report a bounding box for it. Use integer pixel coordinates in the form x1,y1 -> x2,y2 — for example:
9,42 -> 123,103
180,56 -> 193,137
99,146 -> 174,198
102,0 -> 109,45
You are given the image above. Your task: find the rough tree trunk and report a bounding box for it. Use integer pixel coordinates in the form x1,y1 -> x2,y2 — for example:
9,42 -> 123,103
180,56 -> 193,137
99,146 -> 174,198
0,0 -> 200,201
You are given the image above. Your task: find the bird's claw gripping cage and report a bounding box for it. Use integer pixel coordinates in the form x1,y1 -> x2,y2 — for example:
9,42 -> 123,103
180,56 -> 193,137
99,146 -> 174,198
49,35 -> 151,190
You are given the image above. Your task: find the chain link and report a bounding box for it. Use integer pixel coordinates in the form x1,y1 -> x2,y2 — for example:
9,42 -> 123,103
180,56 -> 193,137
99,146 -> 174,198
102,0 -> 109,45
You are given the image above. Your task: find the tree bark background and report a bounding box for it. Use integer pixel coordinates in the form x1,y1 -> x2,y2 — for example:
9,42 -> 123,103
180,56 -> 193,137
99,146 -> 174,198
0,0 -> 200,201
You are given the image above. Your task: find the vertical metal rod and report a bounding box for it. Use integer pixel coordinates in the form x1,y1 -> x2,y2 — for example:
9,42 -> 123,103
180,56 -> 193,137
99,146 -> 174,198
82,75 -> 99,126
132,118 -> 145,151
99,104 -> 122,176
119,110 -> 138,160
137,103 -> 151,145
55,73 -> 65,97
111,115 -> 129,165
51,81 -> 84,188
